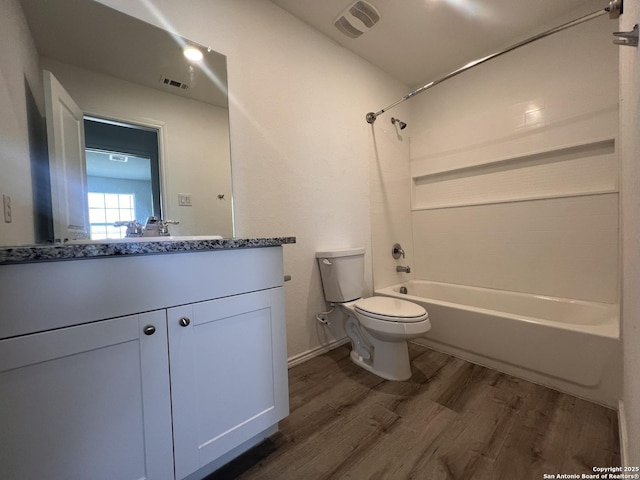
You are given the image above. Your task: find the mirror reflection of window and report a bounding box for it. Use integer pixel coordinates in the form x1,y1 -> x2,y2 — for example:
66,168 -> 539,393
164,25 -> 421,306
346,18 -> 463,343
88,192 -> 135,240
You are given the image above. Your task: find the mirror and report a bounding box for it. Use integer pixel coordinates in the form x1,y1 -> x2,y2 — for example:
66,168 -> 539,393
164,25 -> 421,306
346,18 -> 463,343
0,0 -> 233,246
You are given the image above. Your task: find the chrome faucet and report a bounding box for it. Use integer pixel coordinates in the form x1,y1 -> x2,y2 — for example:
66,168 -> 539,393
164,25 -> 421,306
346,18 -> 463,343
392,243 -> 405,259
159,219 -> 179,235
142,216 -> 180,237
396,265 -> 411,274
114,220 -> 144,237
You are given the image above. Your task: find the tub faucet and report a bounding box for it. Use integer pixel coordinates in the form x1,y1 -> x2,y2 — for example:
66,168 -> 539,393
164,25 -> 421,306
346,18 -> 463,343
396,265 -> 411,274
392,243 -> 405,259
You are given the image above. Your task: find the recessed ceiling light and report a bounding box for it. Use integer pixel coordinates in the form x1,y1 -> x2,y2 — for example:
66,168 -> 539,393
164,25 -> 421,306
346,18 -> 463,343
183,46 -> 203,62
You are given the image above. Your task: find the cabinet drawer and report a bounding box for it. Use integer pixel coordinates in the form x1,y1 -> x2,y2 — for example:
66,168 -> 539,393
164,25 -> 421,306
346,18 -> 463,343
0,247 -> 284,339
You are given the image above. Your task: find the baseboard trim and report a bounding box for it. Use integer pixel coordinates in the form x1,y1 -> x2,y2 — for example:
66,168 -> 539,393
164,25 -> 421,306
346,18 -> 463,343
287,337 -> 349,368
619,400 -> 629,466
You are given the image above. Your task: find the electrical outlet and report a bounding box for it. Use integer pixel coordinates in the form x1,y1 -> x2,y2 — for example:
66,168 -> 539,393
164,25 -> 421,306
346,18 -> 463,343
3,194 -> 11,223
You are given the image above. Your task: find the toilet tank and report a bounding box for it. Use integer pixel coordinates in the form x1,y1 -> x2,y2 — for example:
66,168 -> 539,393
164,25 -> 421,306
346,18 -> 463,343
316,248 -> 365,303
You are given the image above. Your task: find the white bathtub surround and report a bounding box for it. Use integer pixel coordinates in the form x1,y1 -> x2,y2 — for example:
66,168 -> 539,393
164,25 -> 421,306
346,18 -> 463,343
377,280 -> 620,406
408,11 -> 618,304
412,194 -> 619,303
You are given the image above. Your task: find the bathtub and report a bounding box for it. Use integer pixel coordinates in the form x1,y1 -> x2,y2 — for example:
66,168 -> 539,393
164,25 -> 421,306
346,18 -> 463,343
375,280 -> 620,405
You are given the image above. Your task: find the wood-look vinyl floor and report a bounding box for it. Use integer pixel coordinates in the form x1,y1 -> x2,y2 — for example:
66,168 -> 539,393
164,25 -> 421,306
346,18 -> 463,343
208,344 -> 620,480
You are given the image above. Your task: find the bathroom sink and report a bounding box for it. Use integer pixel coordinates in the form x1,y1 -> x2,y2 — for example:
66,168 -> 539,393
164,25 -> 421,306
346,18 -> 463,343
66,235 -> 223,245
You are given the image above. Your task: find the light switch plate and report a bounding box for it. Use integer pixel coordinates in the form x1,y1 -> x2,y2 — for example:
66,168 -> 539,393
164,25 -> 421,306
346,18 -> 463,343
178,193 -> 192,206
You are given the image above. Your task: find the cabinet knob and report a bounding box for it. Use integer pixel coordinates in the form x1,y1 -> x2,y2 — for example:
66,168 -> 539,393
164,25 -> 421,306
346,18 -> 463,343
143,325 -> 156,336
179,317 -> 191,327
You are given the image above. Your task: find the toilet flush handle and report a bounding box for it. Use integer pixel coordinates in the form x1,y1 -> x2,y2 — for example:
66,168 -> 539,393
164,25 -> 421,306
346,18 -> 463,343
322,259 -> 332,265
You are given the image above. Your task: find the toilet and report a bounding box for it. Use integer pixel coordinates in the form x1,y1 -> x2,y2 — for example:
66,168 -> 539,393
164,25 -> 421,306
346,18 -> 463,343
316,248 -> 430,381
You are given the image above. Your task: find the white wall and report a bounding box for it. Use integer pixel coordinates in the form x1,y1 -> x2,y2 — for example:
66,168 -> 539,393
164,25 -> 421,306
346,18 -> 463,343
40,57 -> 234,238
407,11 -> 619,303
620,0 -> 640,466
96,0 -> 410,360
0,0 -> 43,246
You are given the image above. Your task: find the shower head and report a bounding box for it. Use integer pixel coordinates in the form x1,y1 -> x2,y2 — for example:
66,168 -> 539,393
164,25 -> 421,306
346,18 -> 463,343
391,117 -> 407,130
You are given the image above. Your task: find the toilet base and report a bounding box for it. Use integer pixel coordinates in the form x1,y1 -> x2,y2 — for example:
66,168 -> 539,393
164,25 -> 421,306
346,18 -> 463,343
349,338 -> 412,381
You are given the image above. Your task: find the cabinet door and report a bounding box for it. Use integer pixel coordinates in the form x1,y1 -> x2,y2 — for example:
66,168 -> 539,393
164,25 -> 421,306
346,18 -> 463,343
0,311 -> 174,480
169,287 -> 289,479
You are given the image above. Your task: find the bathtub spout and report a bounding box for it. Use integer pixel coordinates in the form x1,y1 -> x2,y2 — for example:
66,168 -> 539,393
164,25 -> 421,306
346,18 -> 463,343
396,265 -> 411,273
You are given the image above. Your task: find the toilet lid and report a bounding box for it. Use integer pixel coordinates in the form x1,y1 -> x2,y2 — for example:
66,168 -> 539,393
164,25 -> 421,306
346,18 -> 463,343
355,297 -> 428,323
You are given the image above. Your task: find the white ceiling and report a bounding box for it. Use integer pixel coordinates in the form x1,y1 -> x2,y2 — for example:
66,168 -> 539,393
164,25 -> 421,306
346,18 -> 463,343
86,150 -> 152,181
269,0 -> 604,87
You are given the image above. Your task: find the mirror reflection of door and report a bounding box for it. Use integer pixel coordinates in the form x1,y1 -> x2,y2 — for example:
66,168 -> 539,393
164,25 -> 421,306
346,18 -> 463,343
43,70 -> 88,242
83,118 -> 161,240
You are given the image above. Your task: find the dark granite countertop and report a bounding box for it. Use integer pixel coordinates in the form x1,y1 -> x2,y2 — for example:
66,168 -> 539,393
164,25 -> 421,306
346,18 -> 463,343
0,236 -> 296,265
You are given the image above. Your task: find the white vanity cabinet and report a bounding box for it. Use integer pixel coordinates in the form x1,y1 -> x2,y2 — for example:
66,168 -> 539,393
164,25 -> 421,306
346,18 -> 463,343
0,310 -> 174,480
169,288 -> 287,479
0,246 -> 289,480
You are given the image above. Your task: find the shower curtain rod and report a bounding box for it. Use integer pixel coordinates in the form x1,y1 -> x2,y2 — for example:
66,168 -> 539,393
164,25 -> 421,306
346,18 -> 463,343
365,1 -> 620,124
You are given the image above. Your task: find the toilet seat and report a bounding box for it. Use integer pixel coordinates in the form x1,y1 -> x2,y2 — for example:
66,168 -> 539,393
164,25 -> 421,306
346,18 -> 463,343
354,297 -> 428,323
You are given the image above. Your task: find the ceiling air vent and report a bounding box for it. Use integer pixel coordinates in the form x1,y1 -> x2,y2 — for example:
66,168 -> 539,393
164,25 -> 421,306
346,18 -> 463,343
109,153 -> 129,163
160,76 -> 190,90
334,1 -> 380,39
